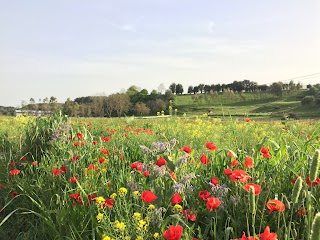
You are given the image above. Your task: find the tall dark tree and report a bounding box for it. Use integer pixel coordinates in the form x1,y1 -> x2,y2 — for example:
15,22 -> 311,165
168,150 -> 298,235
176,84 -> 184,95
198,84 -> 205,93
169,83 -> 177,94
187,86 -> 193,94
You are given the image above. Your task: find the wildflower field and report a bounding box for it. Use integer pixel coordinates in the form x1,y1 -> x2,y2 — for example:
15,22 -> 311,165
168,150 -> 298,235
0,114 -> 319,240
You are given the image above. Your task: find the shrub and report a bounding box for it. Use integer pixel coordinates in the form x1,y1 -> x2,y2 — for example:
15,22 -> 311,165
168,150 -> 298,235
301,95 -> 315,106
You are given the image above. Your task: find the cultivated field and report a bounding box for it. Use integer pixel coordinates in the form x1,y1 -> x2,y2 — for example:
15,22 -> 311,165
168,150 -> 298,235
0,114 -> 319,240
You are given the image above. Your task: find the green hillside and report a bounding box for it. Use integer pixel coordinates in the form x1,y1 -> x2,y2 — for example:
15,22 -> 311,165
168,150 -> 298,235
173,90 -> 320,119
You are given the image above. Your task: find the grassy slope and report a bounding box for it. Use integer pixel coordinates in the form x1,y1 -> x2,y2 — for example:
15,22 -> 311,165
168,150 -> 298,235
173,90 -> 320,118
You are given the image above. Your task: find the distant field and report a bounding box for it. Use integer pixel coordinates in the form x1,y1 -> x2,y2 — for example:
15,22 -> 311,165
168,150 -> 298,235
173,90 -> 319,119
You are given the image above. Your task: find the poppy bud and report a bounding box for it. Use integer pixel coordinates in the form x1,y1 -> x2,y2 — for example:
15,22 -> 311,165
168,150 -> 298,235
282,194 -> 291,210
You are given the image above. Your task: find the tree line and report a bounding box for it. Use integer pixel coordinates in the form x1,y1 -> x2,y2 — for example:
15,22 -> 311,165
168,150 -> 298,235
0,80 -> 313,117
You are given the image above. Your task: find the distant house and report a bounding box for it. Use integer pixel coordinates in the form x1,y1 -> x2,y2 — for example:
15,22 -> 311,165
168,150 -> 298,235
14,110 -> 51,117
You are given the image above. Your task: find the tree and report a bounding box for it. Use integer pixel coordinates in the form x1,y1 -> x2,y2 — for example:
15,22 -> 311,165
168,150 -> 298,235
169,83 -> 176,94
126,86 -> 140,97
187,86 -> 193,94
198,84 -> 204,93
134,102 -> 150,115
49,96 -> 58,113
63,98 -> 79,117
105,93 -> 130,117
148,99 -> 166,113
269,82 -> 283,97
158,83 -> 166,94
175,84 -> 184,95
204,85 -> 211,93
193,86 -> 199,94
29,98 -> 36,110
164,90 -> 174,101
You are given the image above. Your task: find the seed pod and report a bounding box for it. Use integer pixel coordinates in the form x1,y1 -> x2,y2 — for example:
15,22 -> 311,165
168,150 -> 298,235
292,176 -> 302,204
310,149 -> 320,182
311,212 -> 320,240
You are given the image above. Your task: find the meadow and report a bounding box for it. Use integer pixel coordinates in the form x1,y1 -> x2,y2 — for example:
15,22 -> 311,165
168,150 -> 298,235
0,114 -> 319,240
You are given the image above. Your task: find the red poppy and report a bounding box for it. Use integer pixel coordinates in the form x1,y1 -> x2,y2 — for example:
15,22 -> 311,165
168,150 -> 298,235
101,136 -> 111,142
31,161 -> 37,166
266,199 -> 285,214
141,190 -> 158,203
131,161 -> 144,172
198,190 -> 211,201
163,225 -> 183,240
70,155 -> 79,161
100,148 -> 110,155
70,177 -> 78,183
211,177 -> 219,186
87,164 -> 98,171
206,197 -> 221,211
20,156 -> 27,161
231,159 -> 239,167
297,208 -> 307,216
180,146 -> 192,154
77,132 -> 84,140
60,166 -> 67,173
244,157 -> 254,168
224,168 -> 233,176
9,169 -> 20,176
228,169 -> 251,182
92,140 -> 98,145
98,158 -> 105,164
0,183 -> 4,189
227,150 -> 237,158
260,146 -> 271,158
244,183 -> 262,196
155,157 -> 167,167
182,209 -> 196,221
87,194 -> 97,202
73,141 -> 80,147
103,198 -> 114,208
200,154 -> 210,164
9,162 -> 15,167
11,191 -> 18,198
305,176 -> 320,186
52,168 -> 61,176
143,170 -> 149,177
171,193 -> 182,204
245,118 -> 251,122
258,226 -> 277,240
237,232 -> 258,240
206,142 -> 216,151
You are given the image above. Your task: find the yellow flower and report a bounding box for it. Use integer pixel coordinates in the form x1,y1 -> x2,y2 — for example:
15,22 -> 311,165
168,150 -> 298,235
110,193 -> 117,199
136,237 -> 143,240
96,213 -> 103,222
118,187 -> 128,197
102,234 -> 114,240
137,219 -> 147,231
153,232 -> 160,238
114,220 -> 126,231
173,204 -> 183,213
147,204 -> 155,211
95,196 -> 105,207
133,191 -> 140,199
132,212 -> 142,220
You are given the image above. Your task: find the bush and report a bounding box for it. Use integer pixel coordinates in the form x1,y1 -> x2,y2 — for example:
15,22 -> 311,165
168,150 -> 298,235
301,95 -> 315,106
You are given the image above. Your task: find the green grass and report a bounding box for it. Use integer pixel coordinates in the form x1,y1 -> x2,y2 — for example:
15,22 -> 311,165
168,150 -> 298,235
173,90 -> 319,118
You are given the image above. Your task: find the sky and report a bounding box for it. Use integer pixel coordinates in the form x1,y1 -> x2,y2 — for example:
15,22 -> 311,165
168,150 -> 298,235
1,0 -> 320,107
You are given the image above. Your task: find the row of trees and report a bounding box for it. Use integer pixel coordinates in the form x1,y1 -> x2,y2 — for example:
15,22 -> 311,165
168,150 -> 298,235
169,80 -> 303,97
17,86 -> 174,117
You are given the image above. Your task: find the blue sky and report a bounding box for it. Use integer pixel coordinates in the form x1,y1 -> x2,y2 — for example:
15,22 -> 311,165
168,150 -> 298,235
1,0 -> 319,106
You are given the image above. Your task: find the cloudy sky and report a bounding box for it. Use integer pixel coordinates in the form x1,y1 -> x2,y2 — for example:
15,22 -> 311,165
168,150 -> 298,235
1,0 -> 320,106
